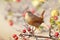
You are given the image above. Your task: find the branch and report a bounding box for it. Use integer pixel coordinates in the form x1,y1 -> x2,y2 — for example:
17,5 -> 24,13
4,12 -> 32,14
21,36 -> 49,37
19,34 -> 51,39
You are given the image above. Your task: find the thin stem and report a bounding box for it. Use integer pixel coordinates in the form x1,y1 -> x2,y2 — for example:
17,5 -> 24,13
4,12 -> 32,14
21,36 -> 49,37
19,34 -> 50,38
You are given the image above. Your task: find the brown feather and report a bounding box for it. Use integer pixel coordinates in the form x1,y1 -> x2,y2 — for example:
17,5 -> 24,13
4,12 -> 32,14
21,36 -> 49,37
25,10 -> 45,29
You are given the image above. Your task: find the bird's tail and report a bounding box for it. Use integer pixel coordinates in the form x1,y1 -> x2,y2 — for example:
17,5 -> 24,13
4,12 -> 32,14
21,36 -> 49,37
40,10 -> 45,18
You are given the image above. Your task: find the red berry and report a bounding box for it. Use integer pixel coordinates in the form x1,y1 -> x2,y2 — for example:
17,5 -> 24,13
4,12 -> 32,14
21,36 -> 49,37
27,27 -> 31,31
16,0 -> 21,2
54,32 -> 59,37
54,16 -> 58,20
12,34 -> 17,38
23,29 -> 26,33
9,20 -> 13,26
14,37 -> 18,40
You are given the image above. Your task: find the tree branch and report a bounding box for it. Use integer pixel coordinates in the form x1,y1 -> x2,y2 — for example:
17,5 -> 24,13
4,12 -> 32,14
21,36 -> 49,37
19,34 -> 52,39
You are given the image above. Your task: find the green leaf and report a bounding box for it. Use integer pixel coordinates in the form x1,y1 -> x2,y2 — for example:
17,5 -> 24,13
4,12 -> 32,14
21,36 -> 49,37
39,26 -> 44,29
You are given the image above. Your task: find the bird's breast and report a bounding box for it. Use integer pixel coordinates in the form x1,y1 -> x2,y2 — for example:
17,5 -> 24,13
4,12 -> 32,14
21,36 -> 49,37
25,13 -> 31,22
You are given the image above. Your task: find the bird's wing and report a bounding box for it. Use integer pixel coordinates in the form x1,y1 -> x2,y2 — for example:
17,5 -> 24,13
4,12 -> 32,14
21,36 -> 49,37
30,14 -> 40,21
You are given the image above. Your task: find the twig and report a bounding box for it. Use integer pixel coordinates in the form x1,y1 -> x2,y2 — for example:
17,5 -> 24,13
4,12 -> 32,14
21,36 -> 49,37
19,34 -> 51,38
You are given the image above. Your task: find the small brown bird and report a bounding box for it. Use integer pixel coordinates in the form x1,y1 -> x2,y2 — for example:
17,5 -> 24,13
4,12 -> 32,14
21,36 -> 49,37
25,10 -> 45,29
